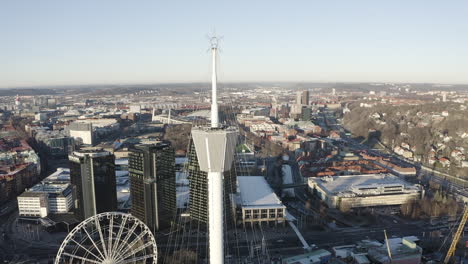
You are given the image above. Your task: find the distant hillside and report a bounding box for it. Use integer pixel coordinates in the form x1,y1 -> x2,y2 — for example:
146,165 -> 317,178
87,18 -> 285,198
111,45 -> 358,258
0,88 -> 57,96
343,102 -> 468,177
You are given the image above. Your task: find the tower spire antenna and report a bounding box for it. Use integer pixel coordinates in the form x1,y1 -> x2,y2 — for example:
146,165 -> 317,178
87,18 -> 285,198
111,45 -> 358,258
191,33 -> 237,264
208,34 -> 222,128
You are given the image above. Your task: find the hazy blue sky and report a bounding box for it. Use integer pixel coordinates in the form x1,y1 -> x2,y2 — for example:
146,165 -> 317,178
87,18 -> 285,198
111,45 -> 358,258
1,0 -> 467,87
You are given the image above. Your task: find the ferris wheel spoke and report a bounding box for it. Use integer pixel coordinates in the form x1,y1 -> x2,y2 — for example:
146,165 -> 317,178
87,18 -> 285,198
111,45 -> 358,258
110,214 -> 128,257
113,220 -> 140,255
94,217 -> 109,258
115,229 -> 150,260
117,241 -> 155,262
82,226 -> 106,260
69,238 -> 104,262
108,214 -> 114,257
116,253 -> 156,264
55,213 -> 157,264
62,252 -> 102,264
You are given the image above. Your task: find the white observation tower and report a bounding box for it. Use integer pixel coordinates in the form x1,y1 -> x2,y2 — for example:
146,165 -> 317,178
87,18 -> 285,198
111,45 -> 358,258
191,36 -> 237,264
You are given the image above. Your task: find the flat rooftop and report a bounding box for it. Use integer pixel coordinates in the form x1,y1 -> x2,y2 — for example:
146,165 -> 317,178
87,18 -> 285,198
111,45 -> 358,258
283,249 -> 331,264
20,181 -> 72,198
71,149 -> 112,158
115,158 -> 128,166
309,174 -> 420,197
369,237 -> 421,262
44,168 -> 70,183
238,176 -> 285,208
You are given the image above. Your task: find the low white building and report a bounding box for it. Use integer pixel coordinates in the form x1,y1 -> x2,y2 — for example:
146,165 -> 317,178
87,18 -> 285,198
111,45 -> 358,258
462,161 -> 468,168
308,174 -> 421,211
129,104 -> 141,113
18,192 -> 49,218
237,176 -> 286,226
18,182 -> 73,218
250,122 -> 279,133
35,112 -> 47,121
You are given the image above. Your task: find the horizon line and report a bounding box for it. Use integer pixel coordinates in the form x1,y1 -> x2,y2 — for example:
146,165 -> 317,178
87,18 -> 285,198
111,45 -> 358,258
2,80 -> 468,90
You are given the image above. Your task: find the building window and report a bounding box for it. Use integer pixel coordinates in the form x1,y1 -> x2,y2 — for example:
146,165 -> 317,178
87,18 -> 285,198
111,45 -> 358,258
253,209 -> 259,219
277,209 -> 284,218
261,209 -> 267,218
245,209 -> 251,219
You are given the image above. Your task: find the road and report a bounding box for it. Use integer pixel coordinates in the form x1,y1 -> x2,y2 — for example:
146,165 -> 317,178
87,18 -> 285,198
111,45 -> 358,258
324,119 -> 468,201
0,208 -> 63,263
371,139 -> 468,198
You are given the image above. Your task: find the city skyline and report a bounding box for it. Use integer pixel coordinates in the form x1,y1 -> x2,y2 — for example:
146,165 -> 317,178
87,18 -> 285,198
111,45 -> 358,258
2,0 -> 468,88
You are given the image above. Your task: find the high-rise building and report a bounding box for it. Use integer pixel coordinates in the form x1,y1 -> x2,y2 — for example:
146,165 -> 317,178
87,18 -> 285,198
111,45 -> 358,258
68,122 -> 93,145
296,91 -> 302,105
128,142 -> 176,231
301,90 -> 310,105
69,149 -> 116,220
188,139 -> 237,227
301,107 -> 312,121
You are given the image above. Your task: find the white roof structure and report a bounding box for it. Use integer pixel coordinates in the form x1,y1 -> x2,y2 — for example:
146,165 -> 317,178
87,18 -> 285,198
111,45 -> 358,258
176,171 -> 189,185
115,171 -> 129,178
28,181 -> 71,195
74,118 -> 119,128
176,185 -> 190,209
387,236 -> 419,247
175,157 -> 188,165
43,168 -> 70,183
116,172 -> 130,210
115,158 -> 129,166
238,176 -> 285,209
309,174 -> 420,198
187,110 -> 211,119
191,127 -> 237,172
116,186 -> 130,202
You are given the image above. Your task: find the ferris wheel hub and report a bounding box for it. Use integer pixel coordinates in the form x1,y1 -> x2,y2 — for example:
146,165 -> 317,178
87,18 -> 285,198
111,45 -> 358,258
102,258 -> 116,264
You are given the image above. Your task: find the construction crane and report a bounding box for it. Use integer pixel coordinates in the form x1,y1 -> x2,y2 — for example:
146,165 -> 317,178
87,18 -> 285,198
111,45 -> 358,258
444,205 -> 468,263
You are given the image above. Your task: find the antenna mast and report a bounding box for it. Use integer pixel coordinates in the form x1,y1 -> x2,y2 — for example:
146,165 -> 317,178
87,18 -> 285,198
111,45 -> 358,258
191,34 -> 237,264
210,36 -> 220,128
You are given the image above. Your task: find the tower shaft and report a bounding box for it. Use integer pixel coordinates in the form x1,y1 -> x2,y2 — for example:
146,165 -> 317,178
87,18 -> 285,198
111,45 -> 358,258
208,44 -> 223,264
208,171 -> 224,262
192,37 -> 237,264
211,47 -> 219,128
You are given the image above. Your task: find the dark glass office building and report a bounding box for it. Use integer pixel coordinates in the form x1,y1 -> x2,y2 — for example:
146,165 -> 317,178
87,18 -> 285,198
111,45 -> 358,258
188,140 -> 237,227
129,142 -> 176,231
69,149 -> 117,220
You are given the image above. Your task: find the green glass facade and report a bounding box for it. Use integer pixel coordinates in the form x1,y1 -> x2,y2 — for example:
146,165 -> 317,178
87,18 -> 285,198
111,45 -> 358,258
129,143 -> 176,231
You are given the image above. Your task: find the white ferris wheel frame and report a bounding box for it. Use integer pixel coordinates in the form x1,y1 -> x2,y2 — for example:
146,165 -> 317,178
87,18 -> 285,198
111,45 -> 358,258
55,212 -> 157,264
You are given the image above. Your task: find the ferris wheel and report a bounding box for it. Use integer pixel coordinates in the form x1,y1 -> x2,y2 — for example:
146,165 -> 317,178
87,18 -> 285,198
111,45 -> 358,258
55,212 -> 157,264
